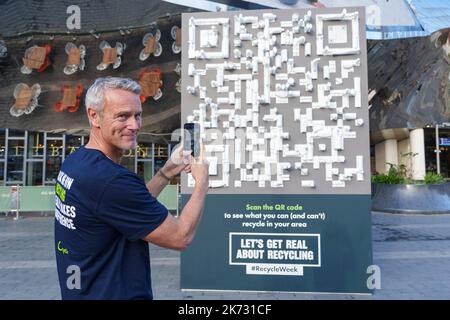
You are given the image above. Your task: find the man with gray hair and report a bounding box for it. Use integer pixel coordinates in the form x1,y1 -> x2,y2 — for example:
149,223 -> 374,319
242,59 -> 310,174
54,77 -> 209,300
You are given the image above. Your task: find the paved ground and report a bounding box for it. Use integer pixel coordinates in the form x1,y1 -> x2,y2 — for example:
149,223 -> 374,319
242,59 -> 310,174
1,211 -> 450,300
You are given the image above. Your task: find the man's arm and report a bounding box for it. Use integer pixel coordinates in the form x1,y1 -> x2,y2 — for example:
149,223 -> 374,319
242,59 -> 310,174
146,168 -> 171,198
143,155 -> 209,250
146,146 -> 191,198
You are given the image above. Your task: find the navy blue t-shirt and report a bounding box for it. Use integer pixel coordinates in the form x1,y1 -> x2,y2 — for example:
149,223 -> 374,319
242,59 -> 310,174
54,146 -> 168,300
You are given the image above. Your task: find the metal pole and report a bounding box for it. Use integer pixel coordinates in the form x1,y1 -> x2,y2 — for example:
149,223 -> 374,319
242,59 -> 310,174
436,124 -> 441,174
16,185 -> 19,220
13,184 -> 19,221
176,184 -> 180,218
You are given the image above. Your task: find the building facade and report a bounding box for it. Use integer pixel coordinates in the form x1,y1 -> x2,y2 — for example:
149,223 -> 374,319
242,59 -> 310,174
372,127 -> 450,179
0,128 -> 177,187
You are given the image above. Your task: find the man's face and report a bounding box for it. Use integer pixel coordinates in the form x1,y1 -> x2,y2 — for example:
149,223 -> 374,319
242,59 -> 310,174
97,88 -> 142,151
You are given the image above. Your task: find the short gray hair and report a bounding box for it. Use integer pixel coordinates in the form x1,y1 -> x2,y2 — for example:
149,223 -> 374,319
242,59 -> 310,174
85,77 -> 141,113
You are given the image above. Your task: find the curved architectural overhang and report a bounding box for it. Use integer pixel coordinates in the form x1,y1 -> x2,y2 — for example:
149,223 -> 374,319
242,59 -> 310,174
368,33 -> 450,132
0,17 -> 184,143
370,128 -> 410,145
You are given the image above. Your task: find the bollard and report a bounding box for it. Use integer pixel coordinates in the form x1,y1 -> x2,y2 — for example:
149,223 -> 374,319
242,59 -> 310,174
11,185 -> 20,220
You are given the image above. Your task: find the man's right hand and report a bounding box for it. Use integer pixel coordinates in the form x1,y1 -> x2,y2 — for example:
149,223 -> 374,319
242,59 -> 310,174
190,143 -> 209,190
143,143 -> 209,251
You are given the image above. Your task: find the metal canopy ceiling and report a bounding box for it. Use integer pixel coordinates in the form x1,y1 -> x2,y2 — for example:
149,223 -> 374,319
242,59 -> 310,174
1,0 -> 449,39
163,0 -> 450,39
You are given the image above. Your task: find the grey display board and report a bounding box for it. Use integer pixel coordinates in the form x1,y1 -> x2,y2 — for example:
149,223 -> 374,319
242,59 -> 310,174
181,7 -> 373,295
181,7 -> 370,195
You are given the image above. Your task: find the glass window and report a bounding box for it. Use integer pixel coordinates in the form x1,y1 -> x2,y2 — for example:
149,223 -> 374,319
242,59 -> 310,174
137,142 -> 153,160
120,148 -> 136,173
154,144 -> 168,158
0,129 -> 5,159
26,161 -> 43,185
424,128 -> 450,178
154,144 -> 167,170
0,162 -> 4,185
45,139 -> 63,185
154,143 -> 170,182
27,132 -> 44,159
8,129 -> 24,138
65,135 -> 82,157
425,128 -> 437,172
6,139 -> 24,184
137,161 -> 153,182
46,133 -> 63,138
437,129 -> 450,178
153,158 -> 166,176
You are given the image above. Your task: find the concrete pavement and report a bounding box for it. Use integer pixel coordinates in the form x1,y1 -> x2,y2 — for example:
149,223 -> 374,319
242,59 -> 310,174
1,211 -> 449,300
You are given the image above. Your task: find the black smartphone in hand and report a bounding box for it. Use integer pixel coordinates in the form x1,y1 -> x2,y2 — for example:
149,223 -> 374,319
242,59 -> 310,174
183,122 -> 200,158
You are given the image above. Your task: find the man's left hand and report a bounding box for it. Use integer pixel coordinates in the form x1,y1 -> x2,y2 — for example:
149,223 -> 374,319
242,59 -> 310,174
162,144 -> 192,178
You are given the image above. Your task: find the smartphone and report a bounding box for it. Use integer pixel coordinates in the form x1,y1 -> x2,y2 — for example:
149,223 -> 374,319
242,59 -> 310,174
184,122 -> 200,158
